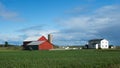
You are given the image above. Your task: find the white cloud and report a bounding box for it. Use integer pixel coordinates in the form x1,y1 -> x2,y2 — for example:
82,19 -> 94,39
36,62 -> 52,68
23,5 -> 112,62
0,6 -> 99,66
24,29 -> 58,37
0,34 -> 23,42
0,2 -> 23,21
19,25 -> 59,37
61,5 -> 120,30
18,25 -> 59,42
54,5 -> 120,45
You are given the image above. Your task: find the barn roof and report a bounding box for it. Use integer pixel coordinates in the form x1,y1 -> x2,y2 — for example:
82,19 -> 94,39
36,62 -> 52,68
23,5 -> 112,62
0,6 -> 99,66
24,36 -> 40,41
24,36 -> 47,41
27,41 -> 45,45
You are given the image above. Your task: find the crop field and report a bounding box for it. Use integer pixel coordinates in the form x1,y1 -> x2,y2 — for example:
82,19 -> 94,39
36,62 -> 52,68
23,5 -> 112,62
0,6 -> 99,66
0,50 -> 120,68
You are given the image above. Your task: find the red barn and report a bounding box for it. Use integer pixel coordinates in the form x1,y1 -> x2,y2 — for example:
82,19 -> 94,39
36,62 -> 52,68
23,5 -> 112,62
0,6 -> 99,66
23,35 -> 53,50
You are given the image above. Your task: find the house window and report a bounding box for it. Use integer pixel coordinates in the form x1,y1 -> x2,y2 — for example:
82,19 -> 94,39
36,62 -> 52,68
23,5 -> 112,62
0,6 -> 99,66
106,45 -> 107,47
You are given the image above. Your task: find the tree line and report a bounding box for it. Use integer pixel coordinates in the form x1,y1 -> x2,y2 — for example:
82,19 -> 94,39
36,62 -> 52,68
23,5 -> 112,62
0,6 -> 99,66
0,41 -> 19,47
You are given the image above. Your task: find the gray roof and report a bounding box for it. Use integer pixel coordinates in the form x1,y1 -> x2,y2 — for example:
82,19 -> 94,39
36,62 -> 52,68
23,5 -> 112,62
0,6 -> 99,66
89,39 -> 104,42
88,39 -> 106,42
27,41 -> 45,45
24,36 -> 40,41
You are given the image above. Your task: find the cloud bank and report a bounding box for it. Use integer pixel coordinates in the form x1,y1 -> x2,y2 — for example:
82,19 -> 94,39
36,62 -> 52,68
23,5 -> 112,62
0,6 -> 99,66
18,5 -> 120,45
53,5 -> 120,45
0,4 -> 119,46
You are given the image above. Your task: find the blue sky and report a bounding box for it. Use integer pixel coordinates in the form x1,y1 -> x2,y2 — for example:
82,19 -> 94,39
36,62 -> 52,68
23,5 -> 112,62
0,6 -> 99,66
0,0 -> 120,45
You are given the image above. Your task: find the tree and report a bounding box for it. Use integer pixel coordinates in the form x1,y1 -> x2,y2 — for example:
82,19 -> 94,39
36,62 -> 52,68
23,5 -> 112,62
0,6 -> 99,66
85,44 -> 89,49
4,41 -> 8,47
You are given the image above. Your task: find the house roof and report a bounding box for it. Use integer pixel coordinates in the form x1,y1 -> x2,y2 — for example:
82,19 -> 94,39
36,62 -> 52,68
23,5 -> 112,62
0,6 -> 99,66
89,39 -> 105,42
27,41 -> 45,45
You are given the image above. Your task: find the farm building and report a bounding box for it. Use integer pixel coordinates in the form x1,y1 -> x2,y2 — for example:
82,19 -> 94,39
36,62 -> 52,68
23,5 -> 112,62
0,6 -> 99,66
87,39 -> 109,49
23,34 -> 53,50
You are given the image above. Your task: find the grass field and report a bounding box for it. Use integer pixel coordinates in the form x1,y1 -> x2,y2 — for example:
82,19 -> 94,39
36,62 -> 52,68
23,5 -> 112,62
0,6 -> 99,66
0,50 -> 120,68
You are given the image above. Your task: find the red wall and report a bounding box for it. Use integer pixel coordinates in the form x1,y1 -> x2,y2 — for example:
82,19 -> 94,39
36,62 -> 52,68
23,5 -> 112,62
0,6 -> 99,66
38,41 -> 53,50
38,36 -> 48,41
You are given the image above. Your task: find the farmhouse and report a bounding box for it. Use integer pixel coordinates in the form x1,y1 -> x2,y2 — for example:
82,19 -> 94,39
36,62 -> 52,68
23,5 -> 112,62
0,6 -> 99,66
87,39 -> 109,49
23,34 -> 53,50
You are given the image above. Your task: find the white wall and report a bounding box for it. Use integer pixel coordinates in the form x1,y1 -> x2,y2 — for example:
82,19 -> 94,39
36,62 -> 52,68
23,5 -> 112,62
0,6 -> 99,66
100,39 -> 109,49
95,44 -> 98,49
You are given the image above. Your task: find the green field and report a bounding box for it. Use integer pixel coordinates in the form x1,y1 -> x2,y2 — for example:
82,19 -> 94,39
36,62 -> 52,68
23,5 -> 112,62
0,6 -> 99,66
0,50 -> 120,68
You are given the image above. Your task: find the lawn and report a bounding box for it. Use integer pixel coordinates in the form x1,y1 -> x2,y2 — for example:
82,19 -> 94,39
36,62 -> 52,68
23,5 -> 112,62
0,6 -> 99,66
0,50 -> 120,68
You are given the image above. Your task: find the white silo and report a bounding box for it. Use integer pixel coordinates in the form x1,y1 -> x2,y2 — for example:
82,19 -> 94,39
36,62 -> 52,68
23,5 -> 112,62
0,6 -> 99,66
48,34 -> 52,43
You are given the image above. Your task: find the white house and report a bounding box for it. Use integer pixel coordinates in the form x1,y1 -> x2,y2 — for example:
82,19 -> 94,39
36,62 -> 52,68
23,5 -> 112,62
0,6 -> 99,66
88,39 -> 109,49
